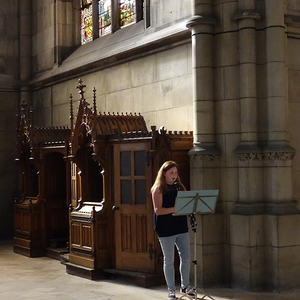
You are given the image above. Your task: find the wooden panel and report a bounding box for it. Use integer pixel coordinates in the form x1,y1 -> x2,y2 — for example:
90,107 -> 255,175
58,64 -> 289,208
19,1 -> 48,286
98,219 -> 108,250
136,215 -> 147,253
14,237 -> 31,248
121,214 -> 132,251
15,210 -> 31,234
82,225 -> 93,248
71,223 -> 81,246
14,199 -> 44,257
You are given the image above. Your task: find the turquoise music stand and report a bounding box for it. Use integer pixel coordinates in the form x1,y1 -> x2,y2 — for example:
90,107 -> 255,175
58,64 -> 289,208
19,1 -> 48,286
174,190 -> 219,300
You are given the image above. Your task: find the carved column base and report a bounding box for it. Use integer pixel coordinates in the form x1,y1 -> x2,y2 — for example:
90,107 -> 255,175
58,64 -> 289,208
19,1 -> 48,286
230,213 -> 300,290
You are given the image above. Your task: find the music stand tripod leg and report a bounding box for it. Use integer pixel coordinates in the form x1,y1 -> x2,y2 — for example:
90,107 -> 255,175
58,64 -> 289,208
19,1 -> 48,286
178,214 -> 197,300
178,214 -> 215,300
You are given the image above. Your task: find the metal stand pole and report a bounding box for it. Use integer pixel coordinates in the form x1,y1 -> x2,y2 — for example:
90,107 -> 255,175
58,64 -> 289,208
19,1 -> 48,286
179,214 -> 214,300
192,213 -> 198,300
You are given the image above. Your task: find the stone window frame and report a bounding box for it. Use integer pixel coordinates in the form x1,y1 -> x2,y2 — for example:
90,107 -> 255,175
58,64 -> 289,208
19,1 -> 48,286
81,0 -> 144,44
54,0 -> 149,65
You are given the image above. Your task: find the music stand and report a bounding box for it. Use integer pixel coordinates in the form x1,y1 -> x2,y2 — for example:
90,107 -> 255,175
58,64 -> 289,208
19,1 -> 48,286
173,190 -> 219,300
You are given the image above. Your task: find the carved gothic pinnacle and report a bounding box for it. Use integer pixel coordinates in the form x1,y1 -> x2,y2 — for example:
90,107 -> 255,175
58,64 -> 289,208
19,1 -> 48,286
76,78 -> 86,102
69,94 -> 74,132
93,87 -> 97,115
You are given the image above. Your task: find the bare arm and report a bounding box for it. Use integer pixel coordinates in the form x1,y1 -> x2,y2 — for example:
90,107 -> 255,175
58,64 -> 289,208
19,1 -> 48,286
152,187 -> 175,215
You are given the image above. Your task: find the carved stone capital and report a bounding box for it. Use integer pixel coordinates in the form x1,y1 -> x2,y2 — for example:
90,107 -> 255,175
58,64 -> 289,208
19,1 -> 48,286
188,142 -> 220,161
186,15 -> 216,29
235,142 -> 295,161
233,9 -> 261,22
285,14 -> 300,27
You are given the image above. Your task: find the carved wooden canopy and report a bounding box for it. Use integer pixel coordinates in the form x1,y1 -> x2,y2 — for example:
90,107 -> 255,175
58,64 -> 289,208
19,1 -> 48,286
16,104 -> 70,160
70,79 -> 193,166
30,127 -> 70,147
70,79 -> 148,156
89,113 -> 147,137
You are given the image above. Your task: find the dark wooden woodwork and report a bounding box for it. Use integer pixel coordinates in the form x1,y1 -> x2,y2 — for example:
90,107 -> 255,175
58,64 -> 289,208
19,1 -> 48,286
65,80 -> 193,286
67,81 -> 115,279
113,142 -> 154,273
14,104 -> 71,257
109,127 -> 193,284
14,196 -> 45,257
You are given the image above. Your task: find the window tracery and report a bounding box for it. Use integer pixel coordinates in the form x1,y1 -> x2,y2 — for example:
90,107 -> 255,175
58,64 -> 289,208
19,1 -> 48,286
80,0 -> 143,45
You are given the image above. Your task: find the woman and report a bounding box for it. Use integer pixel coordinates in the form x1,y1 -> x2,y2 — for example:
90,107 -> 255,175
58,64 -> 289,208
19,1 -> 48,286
151,161 -> 194,299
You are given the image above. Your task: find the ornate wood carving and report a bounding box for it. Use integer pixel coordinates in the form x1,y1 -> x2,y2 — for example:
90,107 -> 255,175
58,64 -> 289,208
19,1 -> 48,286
14,102 -> 71,258
66,79 -> 193,285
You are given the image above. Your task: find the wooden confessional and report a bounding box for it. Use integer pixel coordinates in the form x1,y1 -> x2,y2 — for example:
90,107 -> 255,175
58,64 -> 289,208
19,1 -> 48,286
66,80 -> 193,286
14,105 -> 71,257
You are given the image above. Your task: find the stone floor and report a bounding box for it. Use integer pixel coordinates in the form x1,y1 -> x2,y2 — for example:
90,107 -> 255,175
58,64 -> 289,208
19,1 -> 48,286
1,242 -> 300,300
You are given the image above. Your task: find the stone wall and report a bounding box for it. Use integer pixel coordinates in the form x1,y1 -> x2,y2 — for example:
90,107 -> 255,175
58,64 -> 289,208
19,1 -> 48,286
287,0 -> 300,209
187,0 -> 300,291
150,0 -> 191,27
2,0 -> 300,292
33,44 -> 193,131
31,0 -> 193,132
0,1 -> 19,239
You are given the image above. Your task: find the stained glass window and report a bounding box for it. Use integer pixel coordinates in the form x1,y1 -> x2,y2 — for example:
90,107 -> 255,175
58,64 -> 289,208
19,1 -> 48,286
120,0 -> 136,28
98,0 -> 112,37
80,0 -> 141,45
81,0 -> 93,45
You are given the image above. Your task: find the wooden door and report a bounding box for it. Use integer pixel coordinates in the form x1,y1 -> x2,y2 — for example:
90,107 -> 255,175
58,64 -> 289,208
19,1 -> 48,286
114,142 -> 155,272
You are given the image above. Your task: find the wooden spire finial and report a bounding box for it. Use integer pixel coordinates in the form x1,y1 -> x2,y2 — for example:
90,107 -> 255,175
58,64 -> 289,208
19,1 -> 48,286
93,87 -> 97,115
76,78 -> 86,102
69,93 -> 74,132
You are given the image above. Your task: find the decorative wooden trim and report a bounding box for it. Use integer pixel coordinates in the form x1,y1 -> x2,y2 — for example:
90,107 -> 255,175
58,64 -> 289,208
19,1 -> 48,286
71,247 -> 94,255
70,216 -> 94,223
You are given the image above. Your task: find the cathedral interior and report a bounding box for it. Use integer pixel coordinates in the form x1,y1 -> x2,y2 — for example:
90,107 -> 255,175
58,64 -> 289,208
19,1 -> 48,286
1,0 -> 300,293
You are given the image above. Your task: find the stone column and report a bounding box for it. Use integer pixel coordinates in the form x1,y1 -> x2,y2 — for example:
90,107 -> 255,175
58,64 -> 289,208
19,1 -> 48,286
0,2 -> 20,239
187,1 -> 219,188
229,1 -> 266,290
234,0 -> 263,213
19,0 -> 32,107
55,0 -> 76,64
187,0 -> 223,287
263,0 -> 295,214
262,0 -> 300,290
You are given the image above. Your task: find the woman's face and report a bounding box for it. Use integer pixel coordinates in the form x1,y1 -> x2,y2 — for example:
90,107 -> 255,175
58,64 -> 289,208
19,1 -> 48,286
164,166 -> 178,185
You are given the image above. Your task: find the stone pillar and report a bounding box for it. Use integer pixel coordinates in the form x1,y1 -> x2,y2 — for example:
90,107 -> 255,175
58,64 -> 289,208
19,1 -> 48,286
231,0 -> 300,290
230,0 -> 265,290
234,0 -> 263,213
263,0 -> 295,214
262,0 -> 300,290
0,2 -> 20,239
55,0 -> 77,64
19,0 -> 32,107
187,0 -> 223,287
187,1 -> 219,189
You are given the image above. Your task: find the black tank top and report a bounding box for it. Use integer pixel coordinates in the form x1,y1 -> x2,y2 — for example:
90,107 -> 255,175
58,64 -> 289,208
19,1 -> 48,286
154,183 -> 188,237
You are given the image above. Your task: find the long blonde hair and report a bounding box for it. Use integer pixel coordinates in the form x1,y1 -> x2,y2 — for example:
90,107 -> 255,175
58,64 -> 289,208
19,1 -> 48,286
151,160 -> 185,194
